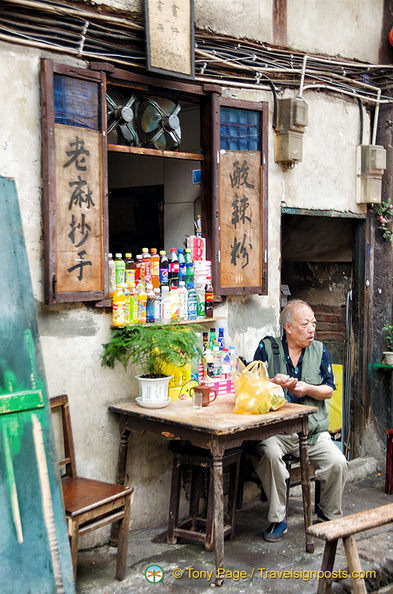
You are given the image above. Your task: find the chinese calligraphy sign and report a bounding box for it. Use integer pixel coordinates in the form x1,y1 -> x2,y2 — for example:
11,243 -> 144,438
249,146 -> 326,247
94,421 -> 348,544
145,0 -> 194,79
219,150 -> 262,289
55,124 -> 103,293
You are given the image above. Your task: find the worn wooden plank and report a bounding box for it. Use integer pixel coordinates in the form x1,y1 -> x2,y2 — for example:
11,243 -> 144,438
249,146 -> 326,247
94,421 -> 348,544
307,502 -> 393,541
343,534 -> 368,594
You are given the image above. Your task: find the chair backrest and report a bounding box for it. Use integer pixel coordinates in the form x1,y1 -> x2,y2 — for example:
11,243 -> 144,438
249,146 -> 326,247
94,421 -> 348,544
50,394 -> 77,478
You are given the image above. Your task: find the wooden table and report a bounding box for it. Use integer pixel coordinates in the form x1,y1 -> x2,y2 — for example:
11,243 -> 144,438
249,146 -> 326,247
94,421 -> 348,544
109,395 -> 318,585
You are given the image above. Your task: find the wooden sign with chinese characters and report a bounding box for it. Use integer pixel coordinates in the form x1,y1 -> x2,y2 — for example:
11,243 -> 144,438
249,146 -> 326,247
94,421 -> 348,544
54,124 -> 103,293
145,0 -> 195,79
219,151 -> 262,289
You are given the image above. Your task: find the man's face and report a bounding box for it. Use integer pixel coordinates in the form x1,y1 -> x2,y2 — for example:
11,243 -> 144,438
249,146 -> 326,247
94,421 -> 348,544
284,305 -> 316,349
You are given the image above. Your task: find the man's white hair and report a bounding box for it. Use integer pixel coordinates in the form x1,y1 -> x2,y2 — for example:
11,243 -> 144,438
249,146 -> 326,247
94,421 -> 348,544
280,299 -> 314,327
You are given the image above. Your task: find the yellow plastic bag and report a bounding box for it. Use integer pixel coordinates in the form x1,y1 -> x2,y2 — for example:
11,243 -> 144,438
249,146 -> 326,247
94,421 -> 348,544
233,360 -> 285,414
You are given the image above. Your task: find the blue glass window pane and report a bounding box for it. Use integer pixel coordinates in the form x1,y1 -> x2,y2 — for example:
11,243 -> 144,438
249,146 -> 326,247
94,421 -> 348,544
220,107 -> 261,151
54,74 -> 100,130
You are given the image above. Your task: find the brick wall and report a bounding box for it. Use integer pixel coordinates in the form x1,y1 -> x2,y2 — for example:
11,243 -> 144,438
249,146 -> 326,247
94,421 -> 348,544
313,304 -> 347,365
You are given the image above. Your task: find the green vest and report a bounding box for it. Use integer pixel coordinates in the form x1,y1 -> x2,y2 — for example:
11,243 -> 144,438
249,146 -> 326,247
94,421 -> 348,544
262,337 -> 329,444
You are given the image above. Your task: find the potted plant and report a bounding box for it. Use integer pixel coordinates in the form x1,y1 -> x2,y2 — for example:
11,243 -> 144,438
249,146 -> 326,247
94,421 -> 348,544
101,323 -> 203,402
383,325 -> 393,366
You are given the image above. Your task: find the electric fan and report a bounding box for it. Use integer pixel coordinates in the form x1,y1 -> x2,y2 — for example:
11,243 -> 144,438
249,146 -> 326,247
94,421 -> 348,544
137,96 -> 181,150
106,93 -> 138,145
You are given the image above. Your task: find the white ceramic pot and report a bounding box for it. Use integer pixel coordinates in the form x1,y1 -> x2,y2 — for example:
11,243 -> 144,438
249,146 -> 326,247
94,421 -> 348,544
136,375 -> 172,402
383,352 -> 393,366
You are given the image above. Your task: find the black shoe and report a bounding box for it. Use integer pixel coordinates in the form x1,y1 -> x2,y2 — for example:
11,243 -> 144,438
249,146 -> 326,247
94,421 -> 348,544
316,503 -> 330,522
263,521 -> 288,542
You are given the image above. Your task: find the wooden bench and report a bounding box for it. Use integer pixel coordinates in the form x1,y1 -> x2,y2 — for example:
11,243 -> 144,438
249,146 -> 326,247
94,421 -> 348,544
307,503 -> 393,594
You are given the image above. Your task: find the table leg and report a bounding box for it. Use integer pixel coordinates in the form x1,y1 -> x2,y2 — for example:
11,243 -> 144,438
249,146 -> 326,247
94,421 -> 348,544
298,430 -> 314,553
110,417 -> 132,544
212,453 -> 225,586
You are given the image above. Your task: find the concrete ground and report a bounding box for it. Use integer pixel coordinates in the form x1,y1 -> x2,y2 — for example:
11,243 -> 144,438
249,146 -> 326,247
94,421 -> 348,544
76,457 -> 393,594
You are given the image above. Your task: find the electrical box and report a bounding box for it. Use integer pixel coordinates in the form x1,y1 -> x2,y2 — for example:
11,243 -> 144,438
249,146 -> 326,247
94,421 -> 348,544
276,98 -> 308,133
356,144 -> 386,204
275,131 -> 303,164
360,145 -> 386,176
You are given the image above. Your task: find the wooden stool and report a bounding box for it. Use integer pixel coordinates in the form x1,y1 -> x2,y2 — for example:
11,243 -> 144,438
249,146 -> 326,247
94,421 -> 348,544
167,443 -> 241,551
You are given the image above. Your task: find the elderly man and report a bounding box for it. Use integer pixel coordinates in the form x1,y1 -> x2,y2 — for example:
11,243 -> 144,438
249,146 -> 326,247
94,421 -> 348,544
253,299 -> 348,542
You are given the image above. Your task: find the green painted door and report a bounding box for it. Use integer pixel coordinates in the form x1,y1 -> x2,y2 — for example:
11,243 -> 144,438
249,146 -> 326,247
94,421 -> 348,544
0,177 -> 74,593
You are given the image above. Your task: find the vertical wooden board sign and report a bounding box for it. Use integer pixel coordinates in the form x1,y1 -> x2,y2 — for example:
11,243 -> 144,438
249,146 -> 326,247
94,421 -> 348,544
0,177 -> 74,593
219,151 -> 262,289
55,124 -> 104,293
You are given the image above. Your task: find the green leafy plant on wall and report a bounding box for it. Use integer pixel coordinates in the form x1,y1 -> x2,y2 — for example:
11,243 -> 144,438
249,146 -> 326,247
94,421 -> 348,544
101,323 -> 203,378
383,325 -> 393,352
374,200 -> 393,241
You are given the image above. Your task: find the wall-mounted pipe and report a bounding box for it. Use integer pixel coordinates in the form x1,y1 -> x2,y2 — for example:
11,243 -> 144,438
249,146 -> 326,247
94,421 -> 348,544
298,55 -> 308,99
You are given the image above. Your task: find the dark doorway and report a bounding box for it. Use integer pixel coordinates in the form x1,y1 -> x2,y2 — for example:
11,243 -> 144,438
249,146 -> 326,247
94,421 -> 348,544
108,185 -> 164,257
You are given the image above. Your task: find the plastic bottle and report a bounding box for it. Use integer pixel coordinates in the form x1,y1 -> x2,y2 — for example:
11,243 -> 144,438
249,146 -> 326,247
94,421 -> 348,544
135,254 -> 143,285
190,332 -> 203,382
229,345 -> 238,374
178,281 -> 188,319
205,277 -> 214,318
150,248 -> 160,289
128,282 -> 138,325
137,280 -> 147,324
108,253 -> 116,297
195,283 -> 206,319
146,282 -> 155,323
186,282 -> 197,320
125,253 -> 135,285
159,250 -> 169,287
112,285 -> 126,327
221,347 -> 231,378
209,328 -> 217,350
161,285 -> 171,321
170,286 -> 180,320
202,331 -> 209,352
123,283 -> 131,325
115,253 -> 125,287
185,248 -> 194,286
169,248 -> 179,287
218,328 -> 225,350
153,288 -> 161,321
213,346 -> 222,377
178,248 -> 186,284
142,248 -> 151,284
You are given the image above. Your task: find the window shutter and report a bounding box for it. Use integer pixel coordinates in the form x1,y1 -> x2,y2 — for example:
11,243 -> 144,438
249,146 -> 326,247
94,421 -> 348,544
210,96 -> 268,295
40,59 -> 108,304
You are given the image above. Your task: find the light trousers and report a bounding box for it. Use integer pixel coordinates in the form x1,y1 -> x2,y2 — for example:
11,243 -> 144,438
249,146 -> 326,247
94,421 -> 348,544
254,432 -> 348,523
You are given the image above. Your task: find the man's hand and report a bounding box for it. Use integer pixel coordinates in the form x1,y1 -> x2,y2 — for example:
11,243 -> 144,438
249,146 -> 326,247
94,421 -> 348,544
271,373 -> 298,391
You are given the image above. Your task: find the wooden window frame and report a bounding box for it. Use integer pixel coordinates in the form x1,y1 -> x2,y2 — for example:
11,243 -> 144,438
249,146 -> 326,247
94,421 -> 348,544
40,59 -> 108,304
209,95 -> 269,296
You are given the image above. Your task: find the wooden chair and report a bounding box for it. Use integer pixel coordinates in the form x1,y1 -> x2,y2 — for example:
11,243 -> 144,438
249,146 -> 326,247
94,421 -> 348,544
50,394 -> 134,581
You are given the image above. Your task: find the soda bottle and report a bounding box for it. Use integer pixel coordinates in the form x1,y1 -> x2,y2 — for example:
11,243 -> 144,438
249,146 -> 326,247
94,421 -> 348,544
229,345 -> 238,374
112,285 -> 126,327
153,288 -> 161,321
137,280 -> 147,324
123,283 -> 131,325
115,253 -> 125,287
146,282 -> 155,323
142,247 -> 151,284
185,248 -> 194,286
178,281 -> 188,319
209,328 -> 217,350
108,253 -> 116,297
202,331 -> 209,352
159,250 -> 169,287
150,248 -> 160,289
178,248 -> 186,284
135,254 -> 143,284
205,277 -> 214,318
186,282 -> 197,320
125,253 -> 135,285
195,283 -> 205,319
128,282 -> 138,325
169,248 -> 179,287
204,349 -> 214,378
170,286 -> 180,320
161,285 -> 171,321
218,328 -> 225,350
